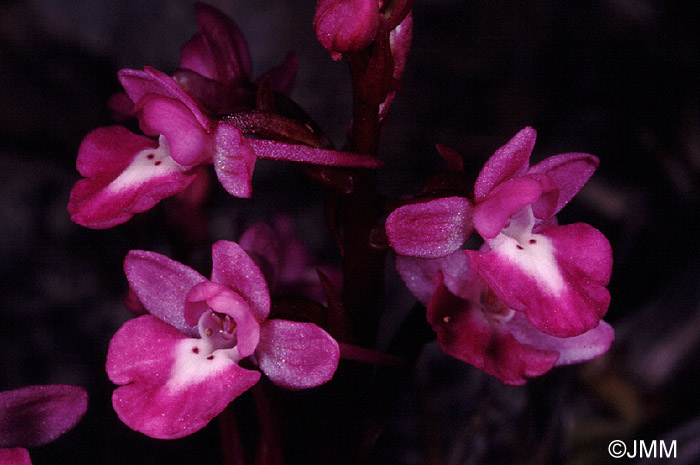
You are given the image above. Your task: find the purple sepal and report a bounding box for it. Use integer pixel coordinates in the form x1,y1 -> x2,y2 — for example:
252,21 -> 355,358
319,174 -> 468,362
255,319 -> 340,389
0,385 -> 87,448
473,126 -> 536,202
124,249 -> 208,337
212,124 -> 257,197
385,197 -> 473,258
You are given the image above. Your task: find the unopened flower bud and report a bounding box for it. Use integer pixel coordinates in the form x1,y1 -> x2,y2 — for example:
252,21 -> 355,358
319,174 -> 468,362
314,0 -> 380,58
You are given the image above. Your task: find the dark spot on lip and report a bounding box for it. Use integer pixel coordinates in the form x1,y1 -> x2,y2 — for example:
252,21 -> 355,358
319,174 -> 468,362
207,355 -> 214,360
147,153 -> 154,159
192,347 -> 199,354
516,244 -> 524,250
529,239 -> 537,244
154,161 -> 162,166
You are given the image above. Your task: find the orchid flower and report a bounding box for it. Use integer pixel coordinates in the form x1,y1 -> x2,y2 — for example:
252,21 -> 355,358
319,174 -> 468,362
394,251 -> 613,385
386,127 -> 612,338
68,66 -> 383,229
465,127 -> 612,338
0,385 -> 88,465
106,240 -> 339,439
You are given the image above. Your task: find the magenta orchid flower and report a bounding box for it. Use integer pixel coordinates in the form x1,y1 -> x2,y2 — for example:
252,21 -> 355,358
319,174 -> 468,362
386,127 -> 612,338
394,251 -> 613,385
106,240 -> 339,439
0,385 -> 88,465
68,66 -> 382,229
465,127 -> 612,338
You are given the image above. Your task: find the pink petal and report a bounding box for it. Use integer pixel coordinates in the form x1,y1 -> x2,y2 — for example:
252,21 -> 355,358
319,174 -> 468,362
106,315 -> 260,439
185,281 -> 261,357
314,0 -> 380,54
247,139 -> 383,168
255,319 -> 339,389
508,313 -> 614,365
210,241 -> 271,322
528,152 -> 599,216
191,3 -> 252,85
212,123 -> 257,198
118,67 -> 211,132
68,128 -> 195,229
0,449 -> 32,465
394,250 -> 471,305
386,197 -> 473,258
466,223 -> 611,337
124,250 -> 207,336
473,176 -> 544,239
137,95 -> 212,167
473,127 -> 536,202
427,282 -> 558,385
0,385 -> 87,448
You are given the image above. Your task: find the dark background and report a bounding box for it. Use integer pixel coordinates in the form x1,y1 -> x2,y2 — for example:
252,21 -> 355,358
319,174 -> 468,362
2,0 -> 700,463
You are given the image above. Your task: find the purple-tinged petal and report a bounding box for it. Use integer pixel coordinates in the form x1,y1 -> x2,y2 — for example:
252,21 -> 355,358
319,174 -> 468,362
386,197 -> 473,258
212,123 -> 256,198
68,128 -> 195,229
394,250 -> 471,305
185,281 -> 261,357
0,448 -> 32,465
0,385 -> 87,448
473,127 -> 536,202
124,250 -> 207,336
210,241 -> 271,322
466,222 -> 611,337
118,67 -> 212,132
137,95 -> 212,167
473,176 -> 544,239
427,281 -> 558,385
191,3 -> 252,85
314,0 -> 380,55
256,52 -> 298,97
247,139 -> 383,168
528,152 -> 599,216
508,314 -> 614,365
255,319 -> 339,389
107,315 -> 260,439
